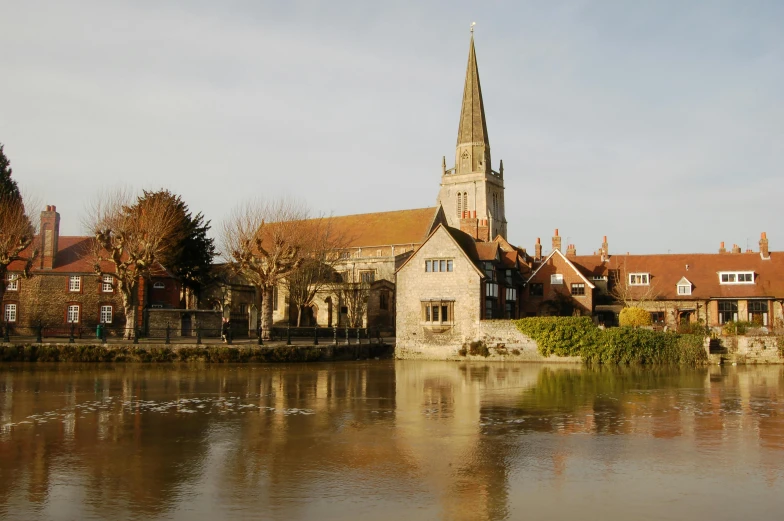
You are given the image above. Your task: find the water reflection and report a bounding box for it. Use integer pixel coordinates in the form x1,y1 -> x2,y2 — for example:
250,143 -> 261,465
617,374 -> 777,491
0,362 -> 783,520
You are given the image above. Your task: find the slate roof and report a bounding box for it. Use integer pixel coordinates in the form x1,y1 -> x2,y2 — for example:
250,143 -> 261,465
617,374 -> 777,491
7,236 -> 116,274
570,252 -> 784,300
457,34 -> 489,147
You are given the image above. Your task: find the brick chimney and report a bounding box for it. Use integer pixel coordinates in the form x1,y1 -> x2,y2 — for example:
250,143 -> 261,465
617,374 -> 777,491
566,244 -> 576,257
731,244 -> 741,254
552,229 -> 562,252
534,238 -> 542,261
600,235 -> 609,262
760,232 -> 770,259
459,210 -> 479,241
718,241 -> 726,254
40,205 -> 60,269
477,219 -> 490,242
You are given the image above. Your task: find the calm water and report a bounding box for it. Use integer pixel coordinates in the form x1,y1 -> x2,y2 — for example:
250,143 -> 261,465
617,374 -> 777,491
1,362 -> 783,521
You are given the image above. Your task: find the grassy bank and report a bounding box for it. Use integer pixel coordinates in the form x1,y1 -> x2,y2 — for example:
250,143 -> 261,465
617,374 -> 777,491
0,343 -> 393,363
514,317 -> 707,365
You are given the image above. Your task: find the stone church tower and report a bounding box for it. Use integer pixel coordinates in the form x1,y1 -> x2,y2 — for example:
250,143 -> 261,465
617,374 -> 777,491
437,32 -> 507,241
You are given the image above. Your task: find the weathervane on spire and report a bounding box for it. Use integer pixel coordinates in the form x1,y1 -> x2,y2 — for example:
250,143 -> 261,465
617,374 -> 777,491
470,22 -> 476,34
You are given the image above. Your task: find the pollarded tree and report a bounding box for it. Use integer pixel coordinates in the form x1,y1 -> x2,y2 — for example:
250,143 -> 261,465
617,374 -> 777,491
284,217 -> 349,326
85,189 -> 185,338
221,199 -> 309,339
336,266 -> 371,328
0,144 -> 38,311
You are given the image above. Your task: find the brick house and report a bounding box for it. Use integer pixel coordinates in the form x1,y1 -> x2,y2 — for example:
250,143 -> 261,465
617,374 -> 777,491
2,205 -> 180,333
521,231 -> 784,330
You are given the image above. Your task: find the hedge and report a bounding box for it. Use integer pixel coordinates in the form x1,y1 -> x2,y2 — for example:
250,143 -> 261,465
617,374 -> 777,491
514,317 -> 707,365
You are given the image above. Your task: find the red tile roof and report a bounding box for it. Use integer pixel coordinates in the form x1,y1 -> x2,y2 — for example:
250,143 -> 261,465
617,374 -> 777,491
571,251 -> 784,300
329,207 -> 443,248
8,236 -> 116,274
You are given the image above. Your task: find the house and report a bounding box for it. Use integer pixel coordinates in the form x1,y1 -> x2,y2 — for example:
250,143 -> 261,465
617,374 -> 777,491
520,231 -> 784,330
2,205 -> 180,333
395,225 -> 529,358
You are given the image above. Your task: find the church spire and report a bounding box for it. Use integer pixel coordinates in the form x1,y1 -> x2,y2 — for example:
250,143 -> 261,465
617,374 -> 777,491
456,31 -> 489,147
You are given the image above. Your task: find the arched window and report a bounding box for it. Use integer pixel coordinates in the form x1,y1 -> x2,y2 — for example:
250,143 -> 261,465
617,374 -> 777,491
457,192 -> 462,217
463,193 -> 468,215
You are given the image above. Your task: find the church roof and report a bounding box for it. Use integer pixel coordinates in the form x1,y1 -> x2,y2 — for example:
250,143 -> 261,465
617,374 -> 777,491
328,207 -> 443,248
457,34 -> 489,147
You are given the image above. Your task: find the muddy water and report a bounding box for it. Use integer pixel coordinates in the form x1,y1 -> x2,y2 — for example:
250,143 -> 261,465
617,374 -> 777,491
1,362 -> 783,520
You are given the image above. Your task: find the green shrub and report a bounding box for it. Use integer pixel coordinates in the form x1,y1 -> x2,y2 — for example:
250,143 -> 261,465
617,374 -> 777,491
618,307 -> 652,327
514,317 -> 707,366
722,321 -> 754,336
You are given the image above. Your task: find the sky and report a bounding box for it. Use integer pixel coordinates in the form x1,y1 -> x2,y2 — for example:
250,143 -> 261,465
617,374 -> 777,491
1,0 -> 782,255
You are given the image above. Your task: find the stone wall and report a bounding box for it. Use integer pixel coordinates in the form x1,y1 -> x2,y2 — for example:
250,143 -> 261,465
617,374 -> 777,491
146,309 -> 222,338
718,335 -> 783,364
2,272 -> 125,329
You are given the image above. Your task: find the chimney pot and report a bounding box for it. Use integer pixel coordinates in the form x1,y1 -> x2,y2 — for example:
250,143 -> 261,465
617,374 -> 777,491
536,237 -> 541,245
555,228 -> 559,236
762,232 -> 767,240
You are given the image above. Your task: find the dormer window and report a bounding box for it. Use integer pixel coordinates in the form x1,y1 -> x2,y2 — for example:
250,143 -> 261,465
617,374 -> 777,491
676,277 -> 692,295
719,271 -> 754,284
628,273 -> 650,286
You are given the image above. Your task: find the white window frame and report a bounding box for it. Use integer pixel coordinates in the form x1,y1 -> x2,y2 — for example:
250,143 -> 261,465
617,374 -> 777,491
67,305 -> 80,324
550,274 -> 563,285
677,284 -> 691,295
628,273 -> 650,286
68,275 -> 81,292
719,271 -> 754,285
102,275 -> 114,293
100,305 -> 113,324
6,273 -> 19,291
4,303 -> 17,323
571,283 -> 585,296
153,281 -> 165,289
486,282 -> 498,298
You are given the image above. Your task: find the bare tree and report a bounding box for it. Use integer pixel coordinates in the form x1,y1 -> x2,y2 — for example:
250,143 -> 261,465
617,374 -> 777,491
608,261 -> 660,308
284,217 -> 349,327
0,195 -> 38,307
221,198 -> 309,339
336,266 -> 370,328
85,189 -> 184,339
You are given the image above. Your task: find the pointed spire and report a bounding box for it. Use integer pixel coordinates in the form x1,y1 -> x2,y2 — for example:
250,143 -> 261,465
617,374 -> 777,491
457,32 -> 489,147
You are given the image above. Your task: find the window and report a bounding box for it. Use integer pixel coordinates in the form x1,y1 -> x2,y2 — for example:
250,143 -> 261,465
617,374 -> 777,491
153,281 -> 165,289
100,305 -> 113,324
677,284 -> 691,295
376,249 -> 382,257
628,273 -> 650,285
6,273 -> 19,291
462,193 -> 468,213
68,276 -> 81,292
485,282 -> 498,298
426,259 -> 453,273
650,312 -> 665,325
483,262 -> 495,279
102,275 -> 114,293
485,298 -> 497,319
4,303 -> 17,323
505,300 -> 516,319
719,271 -> 754,284
340,251 -> 350,259
748,300 -> 768,326
67,305 -> 80,324
239,303 -> 247,315
717,300 -> 738,324
571,283 -> 585,296
506,288 -> 517,301
456,192 -> 462,217
421,300 -> 454,325
551,274 -> 563,285
380,291 -> 388,310
529,283 -> 543,297
360,271 -> 375,284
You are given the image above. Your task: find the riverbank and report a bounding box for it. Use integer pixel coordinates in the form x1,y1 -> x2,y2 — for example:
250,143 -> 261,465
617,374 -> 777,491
0,342 -> 394,363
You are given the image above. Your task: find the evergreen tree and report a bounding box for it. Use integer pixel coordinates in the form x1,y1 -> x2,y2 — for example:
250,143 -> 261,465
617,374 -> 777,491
0,143 -> 22,203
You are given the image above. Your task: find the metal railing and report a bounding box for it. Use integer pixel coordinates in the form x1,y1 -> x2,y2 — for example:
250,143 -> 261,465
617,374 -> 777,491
0,322 -> 394,347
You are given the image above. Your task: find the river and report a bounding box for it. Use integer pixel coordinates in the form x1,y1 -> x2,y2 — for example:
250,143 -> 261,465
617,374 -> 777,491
1,361 -> 782,520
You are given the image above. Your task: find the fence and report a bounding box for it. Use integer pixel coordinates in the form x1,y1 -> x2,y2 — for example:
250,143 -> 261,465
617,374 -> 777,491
0,322 -> 394,347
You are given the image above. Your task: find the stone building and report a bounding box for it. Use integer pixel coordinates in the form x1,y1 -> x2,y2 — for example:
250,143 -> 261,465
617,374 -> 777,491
2,205 -> 180,334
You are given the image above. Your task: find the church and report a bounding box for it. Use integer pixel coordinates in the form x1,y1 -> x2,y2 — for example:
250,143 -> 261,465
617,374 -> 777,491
252,31 -> 532,335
